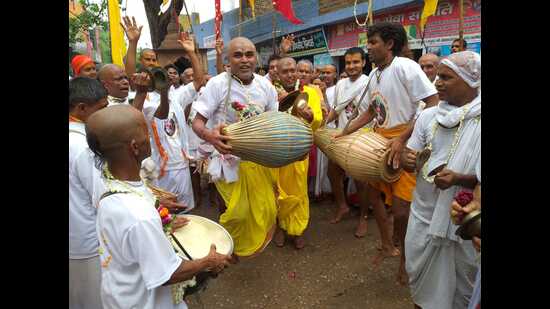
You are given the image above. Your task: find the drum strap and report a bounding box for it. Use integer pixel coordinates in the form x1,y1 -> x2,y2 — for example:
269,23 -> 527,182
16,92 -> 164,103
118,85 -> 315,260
222,72 -> 233,124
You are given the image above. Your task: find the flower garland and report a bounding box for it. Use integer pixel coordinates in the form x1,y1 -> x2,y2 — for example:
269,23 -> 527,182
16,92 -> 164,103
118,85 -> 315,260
102,163 -> 175,234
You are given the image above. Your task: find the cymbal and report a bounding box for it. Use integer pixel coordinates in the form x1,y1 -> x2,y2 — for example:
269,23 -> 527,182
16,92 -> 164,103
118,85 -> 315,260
279,90 -> 301,111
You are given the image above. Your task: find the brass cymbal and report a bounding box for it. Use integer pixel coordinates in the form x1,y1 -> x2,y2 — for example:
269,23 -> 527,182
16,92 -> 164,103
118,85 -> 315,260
279,90 -> 301,111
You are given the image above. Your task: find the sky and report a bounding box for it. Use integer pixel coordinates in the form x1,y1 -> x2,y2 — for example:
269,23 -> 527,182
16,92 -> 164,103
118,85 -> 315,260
120,0 -> 240,48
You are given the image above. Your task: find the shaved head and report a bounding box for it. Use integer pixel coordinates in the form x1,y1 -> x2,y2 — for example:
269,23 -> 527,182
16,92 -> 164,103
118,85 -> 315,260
140,48 -> 158,68
227,37 -> 257,83
419,53 -> 440,82
86,105 -> 151,164
97,64 -> 129,98
320,64 -> 337,87
277,57 -> 298,91
98,64 -> 123,82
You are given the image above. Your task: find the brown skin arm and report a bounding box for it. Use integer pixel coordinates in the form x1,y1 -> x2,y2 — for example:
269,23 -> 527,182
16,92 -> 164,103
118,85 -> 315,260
130,72 -> 151,112
120,16 -> 142,86
215,38 -> 224,75
178,33 -> 204,92
451,183 -> 481,225
154,88 -> 170,120
191,113 -> 233,154
163,245 -> 231,285
338,105 -> 375,136
386,93 -> 439,169
434,168 -> 478,190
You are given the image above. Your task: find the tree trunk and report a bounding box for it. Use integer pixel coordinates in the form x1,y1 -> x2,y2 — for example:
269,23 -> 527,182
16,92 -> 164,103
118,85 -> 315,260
142,0 -> 183,49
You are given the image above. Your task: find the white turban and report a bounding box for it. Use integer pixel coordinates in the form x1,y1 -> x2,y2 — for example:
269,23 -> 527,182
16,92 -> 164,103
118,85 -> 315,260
440,51 -> 481,89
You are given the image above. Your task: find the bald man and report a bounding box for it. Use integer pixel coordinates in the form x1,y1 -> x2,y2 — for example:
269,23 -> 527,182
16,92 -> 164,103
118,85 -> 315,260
98,64 -> 131,106
418,53 -> 440,83
297,59 -> 314,85
191,37 -> 279,258
87,105 -> 231,309
273,56 -> 326,249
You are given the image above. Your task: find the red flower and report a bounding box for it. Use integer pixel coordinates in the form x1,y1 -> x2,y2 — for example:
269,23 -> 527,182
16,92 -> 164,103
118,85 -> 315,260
455,190 -> 474,206
232,101 -> 246,111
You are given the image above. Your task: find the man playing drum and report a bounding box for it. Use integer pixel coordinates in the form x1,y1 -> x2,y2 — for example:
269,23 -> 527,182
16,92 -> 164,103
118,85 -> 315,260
338,22 -> 439,285
325,47 -> 372,238
191,37 -> 279,259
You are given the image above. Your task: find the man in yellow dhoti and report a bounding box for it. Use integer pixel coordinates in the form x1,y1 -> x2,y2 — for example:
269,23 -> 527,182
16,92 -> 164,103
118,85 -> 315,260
273,57 -> 325,249
191,38 -> 279,258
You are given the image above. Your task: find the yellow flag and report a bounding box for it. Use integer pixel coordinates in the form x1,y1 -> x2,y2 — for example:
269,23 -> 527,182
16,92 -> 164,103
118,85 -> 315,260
248,0 -> 255,19
420,0 -> 438,32
108,0 -> 127,66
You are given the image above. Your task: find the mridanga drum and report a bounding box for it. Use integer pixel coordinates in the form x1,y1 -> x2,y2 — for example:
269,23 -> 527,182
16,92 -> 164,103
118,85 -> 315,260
222,111 -> 313,168
326,130 -> 403,183
313,127 -> 341,155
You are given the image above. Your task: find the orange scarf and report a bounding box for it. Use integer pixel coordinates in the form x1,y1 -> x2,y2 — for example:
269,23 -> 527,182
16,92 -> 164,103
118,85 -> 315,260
69,115 -> 83,123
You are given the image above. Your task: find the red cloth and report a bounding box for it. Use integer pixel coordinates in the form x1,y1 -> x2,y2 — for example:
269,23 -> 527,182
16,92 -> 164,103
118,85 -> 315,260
71,55 -> 94,76
273,0 -> 303,25
215,0 -> 222,40
308,145 -> 317,177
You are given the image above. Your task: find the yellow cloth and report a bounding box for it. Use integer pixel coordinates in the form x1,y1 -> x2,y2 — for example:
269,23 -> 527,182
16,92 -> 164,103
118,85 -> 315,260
370,124 -> 416,204
108,0 -> 127,66
274,85 -> 324,236
420,0 -> 438,32
215,161 -> 278,257
276,158 -> 310,236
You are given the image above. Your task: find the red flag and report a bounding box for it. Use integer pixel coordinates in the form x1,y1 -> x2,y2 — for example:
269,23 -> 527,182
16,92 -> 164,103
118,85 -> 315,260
273,0 -> 303,25
215,0 -> 223,40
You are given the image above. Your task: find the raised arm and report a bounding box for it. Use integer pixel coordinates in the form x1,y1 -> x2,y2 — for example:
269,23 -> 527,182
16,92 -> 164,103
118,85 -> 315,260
129,72 -> 151,112
120,16 -> 143,82
215,38 -> 225,75
179,32 -> 204,92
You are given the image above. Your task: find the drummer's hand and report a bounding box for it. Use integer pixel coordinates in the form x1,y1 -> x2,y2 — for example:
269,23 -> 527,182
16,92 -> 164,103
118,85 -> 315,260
401,148 -> 417,173
171,216 -> 190,230
472,236 -> 481,252
297,105 -> 313,122
386,137 -> 405,170
160,197 -> 188,213
204,124 -> 233,155
434,168 -> 458,190
205,244 -> 231,274
451,198 -> 480,225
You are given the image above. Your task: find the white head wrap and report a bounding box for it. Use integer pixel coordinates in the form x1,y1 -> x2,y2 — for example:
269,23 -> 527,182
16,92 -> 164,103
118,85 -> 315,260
440,51 -> 481,89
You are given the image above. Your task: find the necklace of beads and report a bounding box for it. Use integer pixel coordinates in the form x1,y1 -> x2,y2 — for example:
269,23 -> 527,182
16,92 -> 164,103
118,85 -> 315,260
421,105 -> 470,184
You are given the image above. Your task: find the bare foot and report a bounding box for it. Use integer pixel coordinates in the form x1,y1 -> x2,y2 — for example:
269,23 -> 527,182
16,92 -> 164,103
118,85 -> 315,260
354,216 -> 368,238
294,235 -> 305,250
330,206 -> 350,224
274,227 -> 285,247
372,245 -> 400,269
396,262 -> 408,286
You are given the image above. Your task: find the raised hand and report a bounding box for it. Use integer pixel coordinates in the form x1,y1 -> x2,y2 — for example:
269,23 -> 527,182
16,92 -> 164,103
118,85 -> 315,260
280,34 -> 295,54
178,31 -> 195,54
215,38 -> 224,55
121,16 -> 143,43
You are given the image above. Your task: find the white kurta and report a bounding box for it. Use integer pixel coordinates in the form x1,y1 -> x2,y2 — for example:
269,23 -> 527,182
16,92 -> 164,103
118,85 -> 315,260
361,57 -> 437,129
97,181 -> 187,309
332,75 -> 368,129
69,121 -> 104,309
405,99 -> 481,309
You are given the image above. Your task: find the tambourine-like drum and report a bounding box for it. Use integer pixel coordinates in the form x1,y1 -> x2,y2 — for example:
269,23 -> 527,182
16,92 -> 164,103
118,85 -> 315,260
222,111 -> 313,168
326,130 -> 403,183
170,215 -> 234,260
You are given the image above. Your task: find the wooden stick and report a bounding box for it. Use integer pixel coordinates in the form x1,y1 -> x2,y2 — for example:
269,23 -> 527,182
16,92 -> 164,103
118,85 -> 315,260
459,0 -> 464,40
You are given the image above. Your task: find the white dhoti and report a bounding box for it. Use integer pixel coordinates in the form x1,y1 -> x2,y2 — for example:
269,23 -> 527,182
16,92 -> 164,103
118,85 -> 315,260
69,256 -> 103,309
155,167 -> 195,212
405,214 -> 477,309
314,147 -> 331,197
